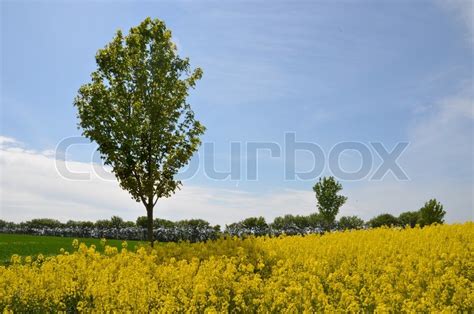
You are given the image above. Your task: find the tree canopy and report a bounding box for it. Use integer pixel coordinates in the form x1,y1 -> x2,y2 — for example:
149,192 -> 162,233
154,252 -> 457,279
338,216 -> 364,230
398,211 -> 420,228
368,213 -> 399,228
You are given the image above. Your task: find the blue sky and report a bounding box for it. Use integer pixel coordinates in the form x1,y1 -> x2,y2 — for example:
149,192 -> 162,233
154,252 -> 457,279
1,0 -> 473,224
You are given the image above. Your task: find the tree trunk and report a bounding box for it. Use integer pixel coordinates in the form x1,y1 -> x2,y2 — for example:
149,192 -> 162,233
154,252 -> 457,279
146,204 -> 154,247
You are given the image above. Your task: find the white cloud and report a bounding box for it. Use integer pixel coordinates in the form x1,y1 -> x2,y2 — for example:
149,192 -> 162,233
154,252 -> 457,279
0,136 -> 18,147
0,139 -> 317,225
437,0 -> 474,43
407,86 -> 473,177
0,144 -> 141,223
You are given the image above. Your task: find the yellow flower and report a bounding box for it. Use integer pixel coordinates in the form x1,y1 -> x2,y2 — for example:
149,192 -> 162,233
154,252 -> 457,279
72,239 -> 79,249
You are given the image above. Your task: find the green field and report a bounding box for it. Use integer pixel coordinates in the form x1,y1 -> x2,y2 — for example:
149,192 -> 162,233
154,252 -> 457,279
0,233 -> 144,264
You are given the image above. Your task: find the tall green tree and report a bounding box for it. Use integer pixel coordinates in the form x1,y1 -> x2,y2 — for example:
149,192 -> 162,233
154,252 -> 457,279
313,176 -> 347,231
418,199 -> 446,227
74,18 -> 205,246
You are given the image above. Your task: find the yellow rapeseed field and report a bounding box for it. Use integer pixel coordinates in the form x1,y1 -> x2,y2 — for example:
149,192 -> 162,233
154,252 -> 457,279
1,223 -> 473,312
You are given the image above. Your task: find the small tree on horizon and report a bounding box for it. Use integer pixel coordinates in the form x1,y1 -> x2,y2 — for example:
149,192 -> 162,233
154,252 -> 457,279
338,215 -> 364,230
110,216 -> 125,229
313,176 -> 347,231
398,211 -> 420,228
418,199 -> 446,227
74,18 -> 205,246
368,213 -> 399,228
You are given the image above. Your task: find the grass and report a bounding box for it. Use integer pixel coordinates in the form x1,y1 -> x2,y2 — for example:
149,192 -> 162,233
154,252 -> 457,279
0,233 -> 145,264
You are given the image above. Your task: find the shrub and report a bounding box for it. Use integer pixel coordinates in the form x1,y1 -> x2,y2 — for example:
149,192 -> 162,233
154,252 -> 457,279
338,216 -> 365,230
398,211 -> 420,228
368,213 -> 399,228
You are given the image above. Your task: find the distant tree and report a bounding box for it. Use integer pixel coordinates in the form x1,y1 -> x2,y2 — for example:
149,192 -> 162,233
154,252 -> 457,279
418,199 -> 446,227
137,216 -> 175,229
338,216 -> 364,230
224,222 -> 240,235
95,219 -> 111,229
240,217 -> 269,236
368,214 -> 399,228
74,18 -> 205,246
313,177 -> 347,231
176,219 -> 216,242
66,220 -> 78,227
271,215 -> 290,230
124,221 -> 136,228
27,218 -> 63,229
66,220 -> 94,228
0,220 -> 7,228
307,213 -> 325,230
271,214 -> 311,234
110,216 -> 125,229
81,221 -> 95,228
176,219 -> 211,229
136,216 -> 148,228
5,221 -> 17,229
293,215 -> 311,229
66,220 -> 80,228
154,218 -> 175,229
398,211 -> 420,228
226,217 -> 268,236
